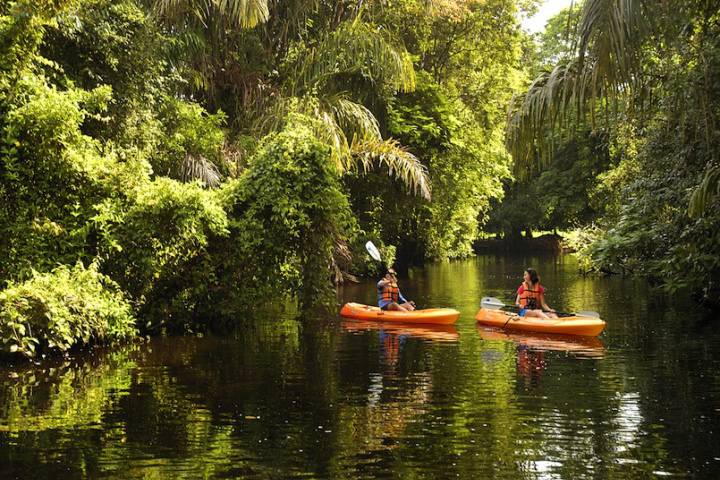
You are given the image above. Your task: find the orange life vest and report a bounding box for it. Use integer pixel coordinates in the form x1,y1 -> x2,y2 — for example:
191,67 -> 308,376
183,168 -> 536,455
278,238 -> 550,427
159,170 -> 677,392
381,283 -> 400,303
519,283 -> 542,309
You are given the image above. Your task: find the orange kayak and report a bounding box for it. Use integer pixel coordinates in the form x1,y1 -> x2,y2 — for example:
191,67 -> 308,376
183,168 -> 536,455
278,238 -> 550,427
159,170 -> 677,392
340,302 -> 460,325
475,308 -> 605,337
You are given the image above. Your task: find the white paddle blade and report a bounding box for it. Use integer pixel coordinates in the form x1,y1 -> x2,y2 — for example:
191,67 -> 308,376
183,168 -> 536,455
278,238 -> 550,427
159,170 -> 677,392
365,241 -> 382,262
481,297 -> 505,310
575,310 -> 600,318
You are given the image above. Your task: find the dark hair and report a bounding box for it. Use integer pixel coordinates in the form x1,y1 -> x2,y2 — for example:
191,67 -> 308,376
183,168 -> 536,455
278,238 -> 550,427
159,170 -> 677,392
525,268 -> 540,286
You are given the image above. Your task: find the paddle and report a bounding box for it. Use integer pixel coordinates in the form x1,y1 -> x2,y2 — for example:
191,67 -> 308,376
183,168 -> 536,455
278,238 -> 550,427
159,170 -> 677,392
480,296 -> 600,318
365,240 -> 383,263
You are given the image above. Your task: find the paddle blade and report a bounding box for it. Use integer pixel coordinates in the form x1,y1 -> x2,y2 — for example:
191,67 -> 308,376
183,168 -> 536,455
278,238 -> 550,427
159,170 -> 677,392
365,241 -> 382,262
575,310 -> 601,318
481,297 -> 505,310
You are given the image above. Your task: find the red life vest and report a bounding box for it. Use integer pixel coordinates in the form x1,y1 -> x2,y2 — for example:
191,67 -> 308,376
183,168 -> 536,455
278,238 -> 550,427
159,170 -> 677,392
518,283 -> 543,309
381,283 -> 400,303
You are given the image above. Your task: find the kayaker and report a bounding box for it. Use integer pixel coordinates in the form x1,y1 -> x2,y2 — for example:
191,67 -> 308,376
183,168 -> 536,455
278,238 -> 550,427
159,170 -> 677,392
514,268 -> 558,319
377,268 -> 416,311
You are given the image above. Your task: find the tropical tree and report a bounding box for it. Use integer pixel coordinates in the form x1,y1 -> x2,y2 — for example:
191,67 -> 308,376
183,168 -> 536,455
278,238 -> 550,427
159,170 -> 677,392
151,0 -> 432,198
506,0 -> 720,302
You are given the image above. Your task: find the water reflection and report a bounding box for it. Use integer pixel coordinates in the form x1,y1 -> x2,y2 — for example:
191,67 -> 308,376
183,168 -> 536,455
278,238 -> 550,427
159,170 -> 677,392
477,326 -> 605,359
342,320 -> 459,343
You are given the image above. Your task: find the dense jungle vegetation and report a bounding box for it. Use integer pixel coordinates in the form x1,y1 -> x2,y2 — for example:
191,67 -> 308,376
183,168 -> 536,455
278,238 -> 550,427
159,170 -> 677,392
1,0 -> 718,357
496,0 -> 720,304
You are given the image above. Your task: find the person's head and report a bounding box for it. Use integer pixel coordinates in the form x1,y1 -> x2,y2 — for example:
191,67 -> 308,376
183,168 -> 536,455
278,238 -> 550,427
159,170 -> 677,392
524,268 -> 540,285
386,268 -> 397,281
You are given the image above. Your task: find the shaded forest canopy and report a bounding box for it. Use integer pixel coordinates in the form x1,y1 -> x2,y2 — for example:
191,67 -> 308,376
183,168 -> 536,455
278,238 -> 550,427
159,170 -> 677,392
0,0 -> 718,357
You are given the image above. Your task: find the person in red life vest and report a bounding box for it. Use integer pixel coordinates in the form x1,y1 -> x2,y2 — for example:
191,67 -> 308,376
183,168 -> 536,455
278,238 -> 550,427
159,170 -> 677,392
514,268 -> 558,319
377,268 -> 416,311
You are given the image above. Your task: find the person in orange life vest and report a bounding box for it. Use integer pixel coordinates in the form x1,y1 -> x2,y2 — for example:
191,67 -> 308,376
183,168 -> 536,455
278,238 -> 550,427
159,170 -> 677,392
377,268 -> 416,311
514,268 -> 558,319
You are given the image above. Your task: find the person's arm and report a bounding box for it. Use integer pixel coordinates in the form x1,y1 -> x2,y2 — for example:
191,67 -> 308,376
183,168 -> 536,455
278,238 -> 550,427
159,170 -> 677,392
540,291 -> 554,312
515,285 -> 523,308
377,278 -> 389,289
398,290 -> 408,304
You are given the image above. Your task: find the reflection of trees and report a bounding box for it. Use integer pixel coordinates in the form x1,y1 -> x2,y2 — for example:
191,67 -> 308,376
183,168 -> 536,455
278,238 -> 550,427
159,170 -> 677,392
334,370 -> 433,456
0,350 -> 136,434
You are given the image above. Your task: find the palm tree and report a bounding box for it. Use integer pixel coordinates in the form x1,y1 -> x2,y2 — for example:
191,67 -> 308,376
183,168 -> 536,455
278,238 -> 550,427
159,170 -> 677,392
507,0 -> 645,169
154,0 -> 269,29
261,17 -> 430,199
154,1 -> 431,199
507,0 -> 718,214
152,0 -> 270,107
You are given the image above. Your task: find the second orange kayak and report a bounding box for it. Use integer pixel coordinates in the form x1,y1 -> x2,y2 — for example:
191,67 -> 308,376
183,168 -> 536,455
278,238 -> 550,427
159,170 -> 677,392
340,302 -> 460,325
475,308 -> 606,337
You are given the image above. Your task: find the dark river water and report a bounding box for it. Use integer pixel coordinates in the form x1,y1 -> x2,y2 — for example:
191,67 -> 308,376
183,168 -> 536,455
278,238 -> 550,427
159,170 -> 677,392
1,255 -> 719,479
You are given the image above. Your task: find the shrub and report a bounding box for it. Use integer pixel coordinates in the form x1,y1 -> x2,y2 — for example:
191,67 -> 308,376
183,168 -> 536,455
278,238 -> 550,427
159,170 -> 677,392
0,263 -> 136,358
95,177 -> 229,326
215,117 -> 354,311
0,73 -> 151,281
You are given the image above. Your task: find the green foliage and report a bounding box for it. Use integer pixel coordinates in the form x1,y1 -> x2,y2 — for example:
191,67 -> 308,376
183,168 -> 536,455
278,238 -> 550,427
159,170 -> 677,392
0,263 -> 135,358
152,97 -> 227,184
508,1 -> 720,304
0,72 -> 145,280
0,1 -> 72,81
41,0 -> 168,135
579,114 -> 720,298
382,71 -> 511,260
488,131 -> 611,237
532,3 -> 581,70
95,177 -> 229,324
216,117 -> 354,310
286,16 -> 416,96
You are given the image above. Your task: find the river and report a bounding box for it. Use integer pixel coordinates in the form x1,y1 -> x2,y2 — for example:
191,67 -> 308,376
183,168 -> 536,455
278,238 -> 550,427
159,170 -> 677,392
1,254 -> 719,479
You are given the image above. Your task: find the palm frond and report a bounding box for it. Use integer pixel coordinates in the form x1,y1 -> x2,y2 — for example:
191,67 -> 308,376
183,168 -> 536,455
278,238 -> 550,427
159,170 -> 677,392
181,154 -> 222,187
217,0 -> 269,28
306,95 -> 381,173
154,0 -> 269,28
507,0 -> 648,177
577,0 -> 644,86
351,137 -> 431,200
506,59 -> 593,177
256,95 -> 381,171
255,94 -> 431,199
290,18 -> 415,95
690,166 -> 720,217
323,95 -> 382,140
